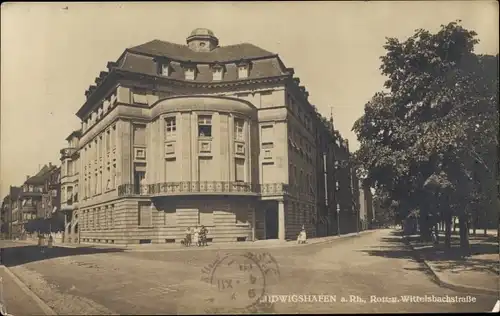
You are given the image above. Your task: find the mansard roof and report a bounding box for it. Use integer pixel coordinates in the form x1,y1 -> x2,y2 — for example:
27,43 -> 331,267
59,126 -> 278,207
128,39 -> 276,63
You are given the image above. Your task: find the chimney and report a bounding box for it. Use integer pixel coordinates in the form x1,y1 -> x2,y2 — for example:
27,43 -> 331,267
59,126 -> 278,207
49,162 -> 52,167
26,175 -> 30,180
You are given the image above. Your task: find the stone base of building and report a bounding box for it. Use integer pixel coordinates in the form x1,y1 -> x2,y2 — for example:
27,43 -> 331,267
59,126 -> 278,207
76,195 -> 322,244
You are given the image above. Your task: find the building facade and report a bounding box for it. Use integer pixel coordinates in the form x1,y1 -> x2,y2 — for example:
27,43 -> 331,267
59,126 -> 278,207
67,28 -> 369,245
60,129 -> 81,242
7,164 -> 61,238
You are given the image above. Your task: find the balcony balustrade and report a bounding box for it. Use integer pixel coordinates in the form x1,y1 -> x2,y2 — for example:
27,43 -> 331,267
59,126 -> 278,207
60,147 -> 76,159
118,181 -> 258,196
117,181 -> 315,201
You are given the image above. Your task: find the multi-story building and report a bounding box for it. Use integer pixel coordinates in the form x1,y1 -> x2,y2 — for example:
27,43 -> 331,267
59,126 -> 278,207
69,28 -> 367,245
8,186 -> 22,238
60,129 -> 81,242
10,164 -> 60,237
1,195 -> 10,238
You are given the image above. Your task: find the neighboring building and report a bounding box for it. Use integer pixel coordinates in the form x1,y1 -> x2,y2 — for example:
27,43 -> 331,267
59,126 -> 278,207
69,28 -> 369,245
60,129 -> 82,243
8,186 -> 22,238
11,164 -> 60,237
1,195 -> 9,238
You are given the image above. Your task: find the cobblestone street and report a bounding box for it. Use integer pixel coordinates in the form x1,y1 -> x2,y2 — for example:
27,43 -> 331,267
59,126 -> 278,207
1,229 -> 496,314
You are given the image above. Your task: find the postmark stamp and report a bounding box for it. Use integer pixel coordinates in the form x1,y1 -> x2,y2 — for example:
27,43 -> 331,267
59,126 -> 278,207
201,251 -> 280,313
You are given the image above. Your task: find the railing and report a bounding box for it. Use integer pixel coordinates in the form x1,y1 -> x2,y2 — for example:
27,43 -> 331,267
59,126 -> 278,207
117,182 -> 296,197
60,147 -> 76,159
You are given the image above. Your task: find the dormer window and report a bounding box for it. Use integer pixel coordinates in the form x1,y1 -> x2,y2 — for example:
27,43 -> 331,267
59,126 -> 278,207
161,62 -> 171,76
183,62 -> 197,80
237,60 -> 251,79
212,63 -> 225,81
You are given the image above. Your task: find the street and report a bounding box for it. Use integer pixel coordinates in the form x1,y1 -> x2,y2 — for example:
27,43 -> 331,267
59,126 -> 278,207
1,229 -> 496,314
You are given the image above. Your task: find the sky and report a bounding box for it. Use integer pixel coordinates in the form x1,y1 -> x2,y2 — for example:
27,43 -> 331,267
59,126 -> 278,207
1,1 -> 498,198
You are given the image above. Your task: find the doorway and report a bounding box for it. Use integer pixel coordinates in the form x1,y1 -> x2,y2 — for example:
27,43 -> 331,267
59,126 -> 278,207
265,207 -> 278,239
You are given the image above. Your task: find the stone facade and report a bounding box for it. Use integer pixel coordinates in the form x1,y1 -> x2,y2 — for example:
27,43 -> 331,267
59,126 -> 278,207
62,28 -> 370,245
60,129 -> 81,243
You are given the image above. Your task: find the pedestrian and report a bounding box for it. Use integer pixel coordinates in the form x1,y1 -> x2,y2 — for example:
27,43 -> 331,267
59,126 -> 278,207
38,233 -> 45,253
193,226 -> 200,247
297,225 -> 307,244
200,225 -> 208,246
184,226 -> 192,246
48,234 -> 54,249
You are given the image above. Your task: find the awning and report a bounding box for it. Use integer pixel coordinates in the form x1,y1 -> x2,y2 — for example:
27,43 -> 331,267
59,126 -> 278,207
52,206 -> 58,213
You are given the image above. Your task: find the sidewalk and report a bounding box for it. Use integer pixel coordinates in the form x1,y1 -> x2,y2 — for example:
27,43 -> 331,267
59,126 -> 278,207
0,266 -> 56,315
15,230 -> 375,252
404,232 -> 499,296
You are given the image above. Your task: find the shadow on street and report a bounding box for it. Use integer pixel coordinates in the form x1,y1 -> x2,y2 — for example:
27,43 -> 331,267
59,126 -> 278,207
359,230 -> 499,276
1,244 -> 125,267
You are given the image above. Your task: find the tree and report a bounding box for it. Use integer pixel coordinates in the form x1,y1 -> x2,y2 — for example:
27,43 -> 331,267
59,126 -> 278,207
353,21 -> 498,252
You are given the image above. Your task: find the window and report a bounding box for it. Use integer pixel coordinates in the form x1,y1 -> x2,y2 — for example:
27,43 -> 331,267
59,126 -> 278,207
109,125 -> 116,150
165,117 -> 176,138
198,115 -> 212,137
238,65 -> 249,79
106,130 -> 111,151
213,67 -> 223,81
235,158 -> 245,182
184,66 -> 196,80
161,63 -> 171,76
234,119 -> 244,140
264,150 -> 272,159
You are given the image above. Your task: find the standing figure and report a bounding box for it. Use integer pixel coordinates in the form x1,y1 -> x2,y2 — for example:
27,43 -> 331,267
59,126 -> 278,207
48,234 -> 54,249
200,225 -> 208,246
184,226 -> 192,246
297,225 -> 307,244
193,226 -> 200,247
38,233 -> 45,253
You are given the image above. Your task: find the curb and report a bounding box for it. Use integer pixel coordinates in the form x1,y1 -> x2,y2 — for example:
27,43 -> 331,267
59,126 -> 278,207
11,230 -> 375,253
105,230 -> 376,252
401,236 -> 498,297
0,266 -> 57,315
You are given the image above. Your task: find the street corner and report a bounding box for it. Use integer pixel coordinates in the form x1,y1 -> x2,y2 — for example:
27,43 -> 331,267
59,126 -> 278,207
199,251 -> 281,313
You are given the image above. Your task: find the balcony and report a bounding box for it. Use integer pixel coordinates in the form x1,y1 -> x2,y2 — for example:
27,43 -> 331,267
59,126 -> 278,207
19,191 -> 43,198
60,147 -> 76,159
118,181 -> 259,197
117,182 -> 299,199
259,183 -> 289,196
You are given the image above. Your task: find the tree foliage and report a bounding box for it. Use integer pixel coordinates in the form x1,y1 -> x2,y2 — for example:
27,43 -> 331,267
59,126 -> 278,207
352,21 -> 499,245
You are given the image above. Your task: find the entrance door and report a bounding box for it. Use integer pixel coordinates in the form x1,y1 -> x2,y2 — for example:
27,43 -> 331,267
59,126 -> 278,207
265,207 -> 278,239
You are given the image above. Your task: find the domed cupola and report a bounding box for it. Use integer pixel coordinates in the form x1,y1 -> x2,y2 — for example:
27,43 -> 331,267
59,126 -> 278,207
186,28 -> 219,52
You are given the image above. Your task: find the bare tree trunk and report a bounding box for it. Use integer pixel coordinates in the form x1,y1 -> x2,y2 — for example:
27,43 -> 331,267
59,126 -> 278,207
419,214 -> 432,242
472,212 -> 477,236
459,214 -> 470,256
445,213 -> 452,248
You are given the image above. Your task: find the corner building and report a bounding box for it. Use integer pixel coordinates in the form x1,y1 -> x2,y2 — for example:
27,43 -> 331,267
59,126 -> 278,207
75,28 -> 347,244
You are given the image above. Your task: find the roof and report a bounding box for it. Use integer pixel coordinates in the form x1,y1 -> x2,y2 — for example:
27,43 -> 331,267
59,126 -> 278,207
118,51 -> 286,82
127,39 -> 276,63
9,186 -> 21,199
189,28 -> 215,37
25,165 -> 58,185
65,128 -> 82,141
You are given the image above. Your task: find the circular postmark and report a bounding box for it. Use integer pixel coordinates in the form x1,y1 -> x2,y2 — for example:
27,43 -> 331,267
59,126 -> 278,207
201,251 -> 280,313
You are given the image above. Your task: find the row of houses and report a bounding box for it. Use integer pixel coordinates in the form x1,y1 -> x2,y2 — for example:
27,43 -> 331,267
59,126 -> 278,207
2,28 -> 375,245
1,164 -> 62,239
